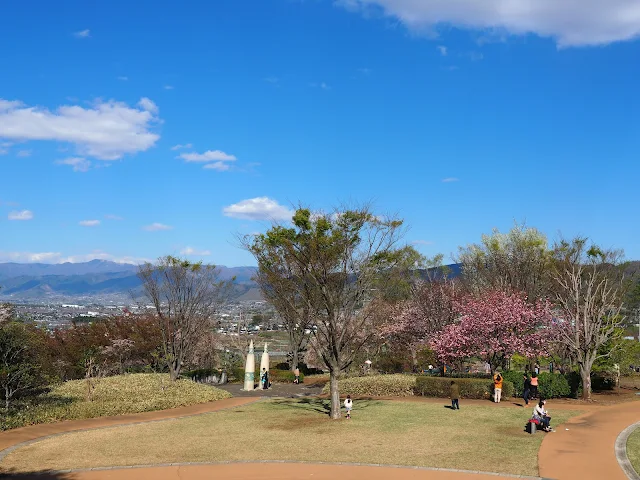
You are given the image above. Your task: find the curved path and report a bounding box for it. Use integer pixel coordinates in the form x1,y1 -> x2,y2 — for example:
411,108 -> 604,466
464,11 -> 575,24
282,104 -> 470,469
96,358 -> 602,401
1,395 -> 638,480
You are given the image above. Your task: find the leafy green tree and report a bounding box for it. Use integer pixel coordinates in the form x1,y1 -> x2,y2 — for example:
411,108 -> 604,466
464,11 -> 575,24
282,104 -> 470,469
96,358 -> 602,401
457,223 -> 551,301
247,206 -> 407,419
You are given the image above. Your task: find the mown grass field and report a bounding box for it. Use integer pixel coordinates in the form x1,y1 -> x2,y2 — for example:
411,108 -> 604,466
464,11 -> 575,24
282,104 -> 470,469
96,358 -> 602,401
1,398 -> 581,476
0,373 -> 231,430
627,426 -> 640,476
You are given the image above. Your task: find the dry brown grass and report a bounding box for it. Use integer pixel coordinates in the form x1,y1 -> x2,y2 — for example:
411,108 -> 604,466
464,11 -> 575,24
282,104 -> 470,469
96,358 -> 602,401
1,399 -> 581,476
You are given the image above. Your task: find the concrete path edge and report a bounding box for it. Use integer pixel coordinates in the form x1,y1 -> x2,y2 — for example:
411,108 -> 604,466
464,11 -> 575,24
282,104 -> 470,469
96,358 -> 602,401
615,421 -> 640,480
53,460 -> 545,479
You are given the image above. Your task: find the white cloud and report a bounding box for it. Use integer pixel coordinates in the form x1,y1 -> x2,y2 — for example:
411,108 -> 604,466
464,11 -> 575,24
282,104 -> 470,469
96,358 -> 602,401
104,214 -> 123,220
0,148 -> 7,156
0,97 -> 160,160
411,240 -> 434,246
223,197 -> 294,222
442,177 -> 459,183
8,210 -> 33,221
74,29 -> 91,38
338,0 -> 640,47
203,161 -> 231,171
170,143 -> 193,151
437,45 -> 448,56
56,157 -> 91,172
178,150 -> 237,163
164,85 -> 174,90
143,223 -> 173,231
16,150 -> 31,157
0,100 -> 22,112
117,76 -> 129,81
137,97 -> 159,115
0,250 -> 149,264
79,220 -> 100,227
180,247 -> 212,256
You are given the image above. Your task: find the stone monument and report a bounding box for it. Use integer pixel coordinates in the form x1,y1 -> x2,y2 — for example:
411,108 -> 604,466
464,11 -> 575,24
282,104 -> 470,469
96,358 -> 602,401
243,340 -> 255,391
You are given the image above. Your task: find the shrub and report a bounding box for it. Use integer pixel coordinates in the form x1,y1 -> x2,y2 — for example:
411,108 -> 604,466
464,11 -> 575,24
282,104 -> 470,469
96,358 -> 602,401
322,374 -> 416,397
537,372 -> 571,399
501,371 -> 525,396
415,376 -> 514,400
269,370 -> 304,383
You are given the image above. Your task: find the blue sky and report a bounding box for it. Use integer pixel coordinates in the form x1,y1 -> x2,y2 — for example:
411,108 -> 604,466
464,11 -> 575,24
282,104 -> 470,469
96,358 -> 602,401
1,0 -> 639,266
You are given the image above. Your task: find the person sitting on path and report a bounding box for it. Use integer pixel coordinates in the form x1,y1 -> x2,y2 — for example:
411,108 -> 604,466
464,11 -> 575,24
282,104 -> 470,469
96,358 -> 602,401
530,373 -> 539,399
450,381 -> 460,410
344,395 -> 353,419
493,372 -> 503,403
532,399 -> 553,432
523,373 -> 531,406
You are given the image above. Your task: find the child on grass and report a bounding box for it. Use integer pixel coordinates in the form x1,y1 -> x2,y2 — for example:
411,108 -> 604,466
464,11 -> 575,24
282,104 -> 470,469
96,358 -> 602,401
344,395 -> 353,419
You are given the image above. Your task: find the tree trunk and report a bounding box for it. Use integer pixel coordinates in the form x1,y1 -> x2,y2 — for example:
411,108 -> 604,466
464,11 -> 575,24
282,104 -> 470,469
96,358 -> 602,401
169,357 -> 181,381
580,365 -> 592,401
329,370 -> 341,419
410,346 -> 418,373
4,386 -> 9,410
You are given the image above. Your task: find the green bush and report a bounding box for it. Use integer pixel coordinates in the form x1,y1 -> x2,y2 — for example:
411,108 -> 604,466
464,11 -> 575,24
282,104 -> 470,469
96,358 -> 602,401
415,376 -> 514,400
322,374 -> 416,397
501,371 -> 525,395
269,370 -> 304,383
537,372 -> 570,399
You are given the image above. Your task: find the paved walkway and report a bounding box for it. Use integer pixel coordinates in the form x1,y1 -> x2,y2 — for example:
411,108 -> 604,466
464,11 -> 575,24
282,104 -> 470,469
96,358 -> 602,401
1,395 -> 638,480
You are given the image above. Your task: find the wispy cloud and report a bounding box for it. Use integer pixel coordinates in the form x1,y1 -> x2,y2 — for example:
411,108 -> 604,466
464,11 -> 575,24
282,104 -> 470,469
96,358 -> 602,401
0,250 -> 149,264
411,240 -> 434,246
8,210 -> 33,221
264,76 -> 279,84
16,150 -> 31,157
143,223 -> 173,231
203,162 -> 232,171
117,76 -> 129,81
442,177 -> 460,183
357,68 -> 372,75
171,143 -> 193,151
223,197 -> 293,221
74,29 -> 91,38
56,157 -> 91,172
437,45 -> 448,56
310,82 -> 331,90
0,97 -> 160,160
180,247 -> 212,256
104,214 -> 123,220
79,220 -> 100,227
163,85 -> 174,90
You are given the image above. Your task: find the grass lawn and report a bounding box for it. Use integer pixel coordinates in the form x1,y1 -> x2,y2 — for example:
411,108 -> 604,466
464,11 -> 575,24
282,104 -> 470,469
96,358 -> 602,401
627,426 -> 640,476
1,399 -> 580,476
0,373 -> 231,430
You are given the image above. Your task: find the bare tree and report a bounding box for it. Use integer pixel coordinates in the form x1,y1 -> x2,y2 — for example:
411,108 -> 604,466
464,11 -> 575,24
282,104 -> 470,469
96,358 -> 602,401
137,256 -> 233,381
0,301 -> 15,325
550,238 -> 630,400
248,206 -> 406,419
218,310 -> 252,363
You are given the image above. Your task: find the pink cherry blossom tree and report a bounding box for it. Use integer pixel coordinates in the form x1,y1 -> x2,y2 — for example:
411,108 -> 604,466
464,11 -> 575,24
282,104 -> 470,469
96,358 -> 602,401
382,280 -> 460,370
431,290 -> 553,373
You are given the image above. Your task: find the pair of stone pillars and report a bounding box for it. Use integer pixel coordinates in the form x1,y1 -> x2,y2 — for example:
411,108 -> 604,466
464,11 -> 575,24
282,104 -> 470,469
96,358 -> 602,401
243,340 -> 269,391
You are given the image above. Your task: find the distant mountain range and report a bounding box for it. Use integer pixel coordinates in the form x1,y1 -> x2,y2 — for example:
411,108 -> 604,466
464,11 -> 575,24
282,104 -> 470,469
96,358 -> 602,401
0,260 -> 260,302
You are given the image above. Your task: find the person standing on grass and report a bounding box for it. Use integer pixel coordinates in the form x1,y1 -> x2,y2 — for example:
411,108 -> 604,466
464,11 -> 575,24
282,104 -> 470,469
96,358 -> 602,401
523,373 -> 531,406
450,381 -> 460,410
493,372 -> 503,403
261,367 -> 269,390
530,373 -> 539,399
294,367 -> 300,384
344,395 -> 353,419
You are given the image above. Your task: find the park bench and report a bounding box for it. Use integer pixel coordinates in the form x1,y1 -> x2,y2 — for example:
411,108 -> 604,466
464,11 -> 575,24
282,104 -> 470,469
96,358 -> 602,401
527,417 -> 541,434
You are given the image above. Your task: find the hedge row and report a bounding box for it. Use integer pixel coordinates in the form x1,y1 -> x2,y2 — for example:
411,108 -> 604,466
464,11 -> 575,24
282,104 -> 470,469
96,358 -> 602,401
321,374 -> 514,399
321,374 -> 417,397
415,376 -> 514,400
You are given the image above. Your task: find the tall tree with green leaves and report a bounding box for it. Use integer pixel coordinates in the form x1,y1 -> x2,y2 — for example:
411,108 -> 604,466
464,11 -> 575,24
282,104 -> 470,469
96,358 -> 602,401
138,256 -> 233,381
247,206 -> 407,419
457,223 -> 551,301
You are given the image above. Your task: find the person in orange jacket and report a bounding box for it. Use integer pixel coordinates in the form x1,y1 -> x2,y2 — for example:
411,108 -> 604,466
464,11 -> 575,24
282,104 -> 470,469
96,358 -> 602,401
493,372 -> 503,403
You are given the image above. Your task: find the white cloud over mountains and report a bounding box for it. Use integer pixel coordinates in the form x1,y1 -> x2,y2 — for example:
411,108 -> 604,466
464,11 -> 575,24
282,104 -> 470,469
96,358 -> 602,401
223,197 -> 293,221
0,97 -> 160,160
338,0 -> 640,47
0,250 -> 149,264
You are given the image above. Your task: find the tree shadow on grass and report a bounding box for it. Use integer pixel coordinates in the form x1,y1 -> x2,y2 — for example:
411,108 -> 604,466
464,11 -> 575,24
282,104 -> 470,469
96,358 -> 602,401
0,470 -> 74,479
269,397 -> 381,416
